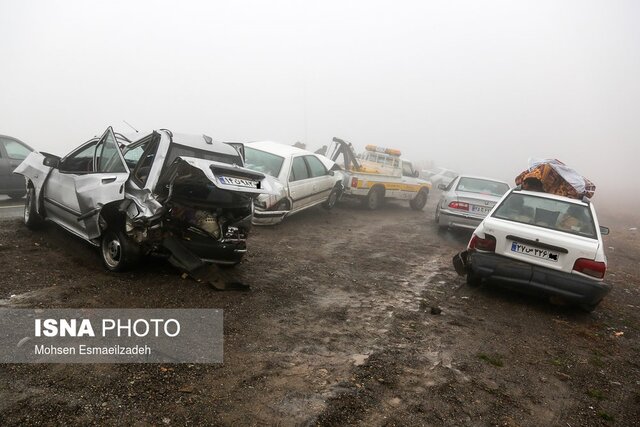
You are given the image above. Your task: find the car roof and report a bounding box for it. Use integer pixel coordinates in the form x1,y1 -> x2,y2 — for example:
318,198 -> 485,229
246,141 -> 311,157
456,175 -> 510,185
512,189 -> 590,206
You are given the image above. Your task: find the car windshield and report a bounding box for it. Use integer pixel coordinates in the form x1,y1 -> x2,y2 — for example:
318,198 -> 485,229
244,147 -> 285,177
165,143 -> 241,167
456,177 -> 509,197
493,193 -> 597,239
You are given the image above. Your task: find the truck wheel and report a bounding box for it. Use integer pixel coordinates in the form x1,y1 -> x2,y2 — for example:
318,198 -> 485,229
24,187 -> 43,230
364,187 -> 382,210
410,189 -> 428,211
101,229 -> 140,272
323,185 -> 341,210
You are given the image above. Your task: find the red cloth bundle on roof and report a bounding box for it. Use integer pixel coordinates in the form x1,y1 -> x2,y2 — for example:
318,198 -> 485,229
515,159 -> 596,199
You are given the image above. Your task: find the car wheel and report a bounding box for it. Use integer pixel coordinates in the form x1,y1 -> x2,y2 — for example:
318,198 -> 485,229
466,270 -> 482,287
323,185 -> 341,210
579,301 -> 601,313
101,229 -> 140,272
23,187 -> 43,229
8,191 -> 26,199
409,189 -> 428,211
363,187 -> 382,210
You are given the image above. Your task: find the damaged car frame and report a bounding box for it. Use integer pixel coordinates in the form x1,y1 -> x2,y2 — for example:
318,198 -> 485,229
15,127 -> 270,272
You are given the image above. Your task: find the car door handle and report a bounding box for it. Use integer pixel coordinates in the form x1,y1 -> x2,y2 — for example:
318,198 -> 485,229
101,177 -> 117,184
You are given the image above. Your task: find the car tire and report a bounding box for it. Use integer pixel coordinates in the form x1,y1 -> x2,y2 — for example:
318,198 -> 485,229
101,228 -> 140,272
323,185 -> 341,210
8,191 -> 26,199
23,187 -> 43,230
363,187 -> 382,210
579,301 -> 601,313
409,189 -> 428,211
466,270 -> 482,287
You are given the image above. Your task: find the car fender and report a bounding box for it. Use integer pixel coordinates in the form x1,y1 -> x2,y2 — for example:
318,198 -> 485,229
13,151 -> 52,215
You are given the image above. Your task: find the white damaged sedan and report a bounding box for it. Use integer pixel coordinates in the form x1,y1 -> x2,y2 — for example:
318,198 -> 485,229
244,141 -> 344,225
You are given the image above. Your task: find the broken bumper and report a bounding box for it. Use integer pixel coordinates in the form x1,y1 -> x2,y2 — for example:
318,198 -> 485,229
465,251 -> 612,305
252,208 -> 288,226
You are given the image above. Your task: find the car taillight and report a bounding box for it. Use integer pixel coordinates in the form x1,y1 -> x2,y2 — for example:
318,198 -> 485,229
351,177 -> 358,188
449,201 -> 469,211
469,234 -> 496,252
573,258 -> 606,279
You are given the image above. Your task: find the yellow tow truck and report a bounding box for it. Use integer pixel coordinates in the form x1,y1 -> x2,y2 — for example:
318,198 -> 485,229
327,137 -> 431,210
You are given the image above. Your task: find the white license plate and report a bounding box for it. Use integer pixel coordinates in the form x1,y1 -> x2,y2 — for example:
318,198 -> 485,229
510,241 -> 559,262
218,176 -> 259,188
471,205 -> 491,214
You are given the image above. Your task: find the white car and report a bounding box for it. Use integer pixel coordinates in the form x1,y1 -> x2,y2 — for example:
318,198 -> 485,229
435,175 -> 511,230
454,188 -> 611,311
429,168 -> 458,189
244,141 -> 344,225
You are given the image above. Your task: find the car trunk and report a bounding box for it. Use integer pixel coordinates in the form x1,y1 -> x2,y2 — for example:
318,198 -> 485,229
454,191 -> 502,219
148,157 -> 269,269
484,217 -> 600,274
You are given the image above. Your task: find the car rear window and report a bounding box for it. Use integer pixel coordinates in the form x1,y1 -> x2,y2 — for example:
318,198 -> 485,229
493,193 -> 597,239
244,147 -> 284,177
456,177 -> 509,197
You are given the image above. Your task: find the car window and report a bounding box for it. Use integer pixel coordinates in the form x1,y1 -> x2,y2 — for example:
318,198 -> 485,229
444,177 -> 457,191
305,155 -> 327,178
2,139 -> 31,160
290,156 -> 310,182
96,131 -> 127,173
493,193 -> 597,239
402,162 -> 414,177
123,136 -> 159,186
456,177 -> 509,197
60,140 -> 99,172
244,147 -> 284,177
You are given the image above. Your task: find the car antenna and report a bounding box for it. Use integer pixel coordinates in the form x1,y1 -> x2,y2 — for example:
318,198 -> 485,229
123,120 -> 139,133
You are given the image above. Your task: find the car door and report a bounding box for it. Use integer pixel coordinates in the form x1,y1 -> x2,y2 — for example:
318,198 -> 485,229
43,127 -> 129,239
287,155 -> 315,210
0,136 -> 32,194
303,155 -> 334,204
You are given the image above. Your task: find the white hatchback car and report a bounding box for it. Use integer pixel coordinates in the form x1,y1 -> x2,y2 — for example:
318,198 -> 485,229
244,141 -> 344,225
455,188 -> 611,311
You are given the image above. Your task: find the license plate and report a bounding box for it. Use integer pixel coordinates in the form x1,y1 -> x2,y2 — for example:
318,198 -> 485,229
471,205 -> 491,214
218,176 -> 259,188
510,242 -> 559,262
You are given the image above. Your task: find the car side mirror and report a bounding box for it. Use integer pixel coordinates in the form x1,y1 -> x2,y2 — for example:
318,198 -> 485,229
328,170 -> 335,176
438,183 -> 447,190
599,226 -> 610,236
413,170 -> 419,178
43,157 -> 60,168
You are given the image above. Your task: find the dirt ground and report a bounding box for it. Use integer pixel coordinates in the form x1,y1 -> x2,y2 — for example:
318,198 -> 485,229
0,196 -> 638,426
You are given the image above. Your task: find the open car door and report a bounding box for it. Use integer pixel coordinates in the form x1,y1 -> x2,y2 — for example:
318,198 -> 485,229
43,127 -> 130,240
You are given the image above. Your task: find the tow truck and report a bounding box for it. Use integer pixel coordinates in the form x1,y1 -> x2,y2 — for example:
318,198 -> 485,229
326,137 -> 431,210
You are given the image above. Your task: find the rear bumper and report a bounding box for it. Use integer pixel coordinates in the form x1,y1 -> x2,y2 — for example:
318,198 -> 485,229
439,209 -> 484,230
468,251 -> 611,305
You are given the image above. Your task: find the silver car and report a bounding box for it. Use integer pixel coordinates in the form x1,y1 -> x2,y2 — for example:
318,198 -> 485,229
15,127 -> 270,271
435,175 -> 510,230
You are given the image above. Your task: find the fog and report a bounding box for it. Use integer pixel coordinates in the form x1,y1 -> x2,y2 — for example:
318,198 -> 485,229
1,0 -> 639,209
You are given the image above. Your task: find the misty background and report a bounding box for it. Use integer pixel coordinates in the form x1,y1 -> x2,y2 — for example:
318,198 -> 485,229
1,0 -> 638,211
